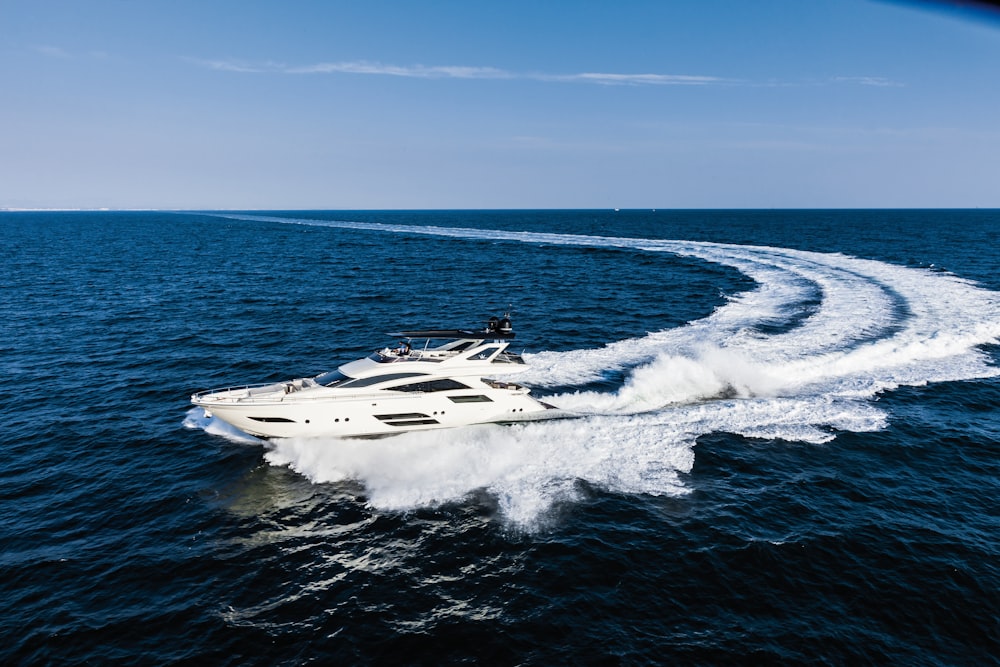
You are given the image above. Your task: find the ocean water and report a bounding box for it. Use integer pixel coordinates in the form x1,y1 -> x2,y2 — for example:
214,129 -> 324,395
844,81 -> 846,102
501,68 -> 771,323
2,209 -> 998,665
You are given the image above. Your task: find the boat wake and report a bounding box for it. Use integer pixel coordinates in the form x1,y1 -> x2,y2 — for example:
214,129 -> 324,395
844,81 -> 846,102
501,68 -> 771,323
197,214 -> 1000,527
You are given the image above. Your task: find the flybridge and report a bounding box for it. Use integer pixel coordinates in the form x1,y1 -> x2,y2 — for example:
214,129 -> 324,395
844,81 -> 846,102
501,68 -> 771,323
390,314 -> 515,340
390,329 -> 516,340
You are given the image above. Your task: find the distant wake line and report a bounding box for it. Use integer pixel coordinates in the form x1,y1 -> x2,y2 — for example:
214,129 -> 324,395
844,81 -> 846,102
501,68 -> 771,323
194,213 -> 1000,527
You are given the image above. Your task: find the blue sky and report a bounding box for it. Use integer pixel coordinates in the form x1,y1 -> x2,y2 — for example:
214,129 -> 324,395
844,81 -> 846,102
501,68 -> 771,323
2,0 -> 999,209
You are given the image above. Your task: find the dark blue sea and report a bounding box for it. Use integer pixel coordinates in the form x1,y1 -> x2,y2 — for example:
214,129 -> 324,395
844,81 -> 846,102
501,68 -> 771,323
2,210 -> 999,665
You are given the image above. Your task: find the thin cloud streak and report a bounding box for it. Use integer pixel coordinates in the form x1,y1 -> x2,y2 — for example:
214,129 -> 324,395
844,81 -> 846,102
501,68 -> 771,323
191,58 -> 721,85
832,76 -> 905,87
191,58 -> 286,73
554,72 -> 724,85
34,45 -> 72,58
190,58 -> 901,88
290,61 -> 512,79
191,58 -> 511,78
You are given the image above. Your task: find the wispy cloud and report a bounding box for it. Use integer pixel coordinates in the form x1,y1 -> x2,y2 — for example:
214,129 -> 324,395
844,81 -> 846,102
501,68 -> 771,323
190,58 -> 723,86
190,59 -> 283,73
34,45 -> 72,59
189,58 -> 902,88
557,72 -> 724,85
192,58 -> 511,79
832,76 -> 905,87
291,61 -> 513,79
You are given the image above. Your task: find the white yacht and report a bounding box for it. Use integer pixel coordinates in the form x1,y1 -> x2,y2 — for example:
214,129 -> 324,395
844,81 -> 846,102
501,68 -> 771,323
191,315 -> 556,439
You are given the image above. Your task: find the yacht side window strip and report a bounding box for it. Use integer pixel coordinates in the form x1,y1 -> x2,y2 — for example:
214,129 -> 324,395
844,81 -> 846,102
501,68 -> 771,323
339,372 -> 428,389
388,379 -> 471,393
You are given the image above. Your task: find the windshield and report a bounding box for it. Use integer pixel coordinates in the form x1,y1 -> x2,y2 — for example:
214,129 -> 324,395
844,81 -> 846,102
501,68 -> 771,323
314,369 -> 351,387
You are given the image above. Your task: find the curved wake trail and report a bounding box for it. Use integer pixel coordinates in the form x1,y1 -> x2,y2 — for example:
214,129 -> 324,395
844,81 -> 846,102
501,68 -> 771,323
204,214 -> 1000,527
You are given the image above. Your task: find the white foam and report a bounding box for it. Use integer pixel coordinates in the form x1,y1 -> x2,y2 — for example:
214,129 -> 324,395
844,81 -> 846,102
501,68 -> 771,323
551,345 -> 786,414
194,214 -> 1000,526
266,416 -> 695,530
184,407 -> 261,444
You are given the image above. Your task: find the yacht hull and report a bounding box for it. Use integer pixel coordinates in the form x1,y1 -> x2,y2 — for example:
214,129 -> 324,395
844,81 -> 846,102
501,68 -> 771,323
195,386 -> 551,439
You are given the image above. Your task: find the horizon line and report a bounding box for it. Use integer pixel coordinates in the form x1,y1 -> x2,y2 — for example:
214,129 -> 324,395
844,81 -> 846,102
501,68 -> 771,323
4,206 -> 997,213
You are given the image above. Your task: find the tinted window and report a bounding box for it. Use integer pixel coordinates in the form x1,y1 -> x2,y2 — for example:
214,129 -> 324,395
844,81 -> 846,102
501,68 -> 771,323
315,370 -> 351,387
340,372 -> 427,389
389,378 -> 471,393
